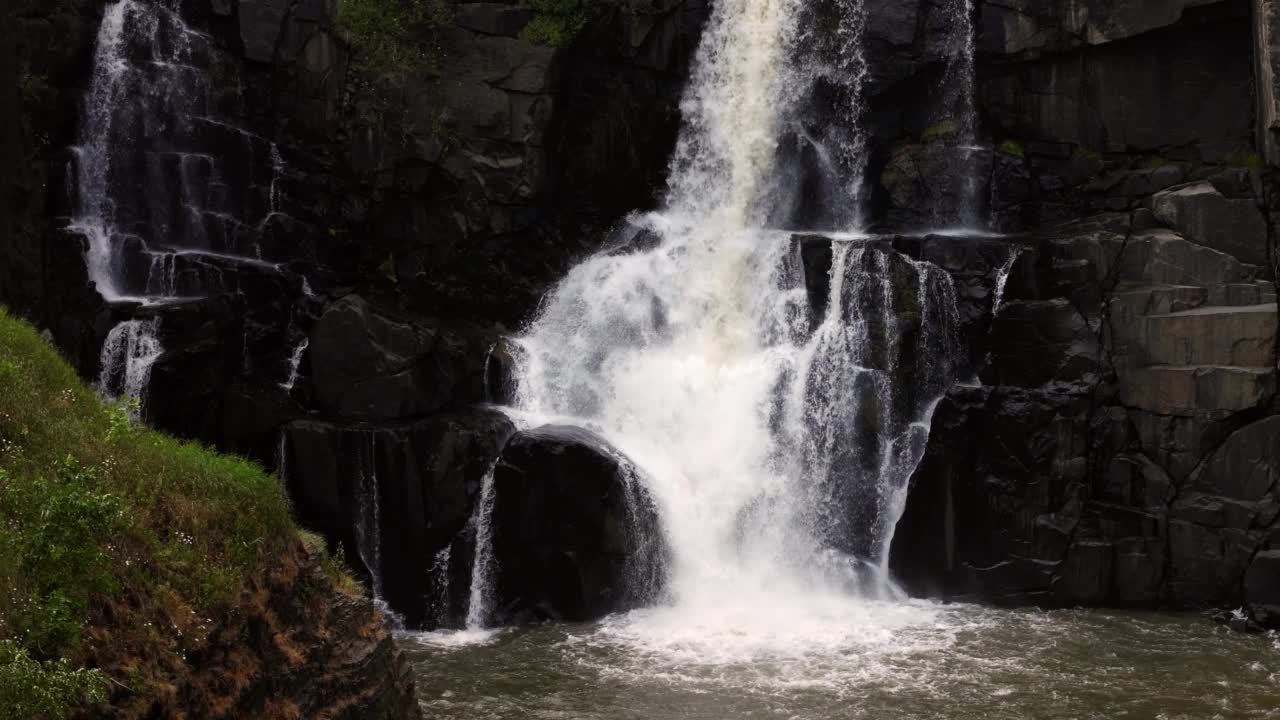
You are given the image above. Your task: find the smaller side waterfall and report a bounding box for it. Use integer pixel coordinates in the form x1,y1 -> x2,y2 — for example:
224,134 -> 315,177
463,465 -> 499,630
97,319 -> 163,415
938,0 -> 978,147
279,338 -> 309,392
990,249 -> 1021,318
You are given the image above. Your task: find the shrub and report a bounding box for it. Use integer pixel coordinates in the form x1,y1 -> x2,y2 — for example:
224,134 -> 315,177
519,0 -> 594,47
0,462 -> 124,654
0,641 -> 108,720
337,0 -> 448,74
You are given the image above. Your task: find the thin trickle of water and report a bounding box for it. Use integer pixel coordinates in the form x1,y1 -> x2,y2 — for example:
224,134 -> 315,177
97,319 -> 163,416
279,338 -> 309,392
255,143 -> 290,251
464,465 -> 498,630
354,433 -> 384,600
937,0 -> 977,148
429,545 -> 453,627
991,249 -> 1021,318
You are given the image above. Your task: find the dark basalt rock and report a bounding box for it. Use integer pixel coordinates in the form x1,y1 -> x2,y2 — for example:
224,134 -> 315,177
490,425 -> 665,623
280,410 -> 516,628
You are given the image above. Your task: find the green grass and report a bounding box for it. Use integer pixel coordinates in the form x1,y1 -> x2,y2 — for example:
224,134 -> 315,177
0,306 -> 353,718
337,0 -> 448,75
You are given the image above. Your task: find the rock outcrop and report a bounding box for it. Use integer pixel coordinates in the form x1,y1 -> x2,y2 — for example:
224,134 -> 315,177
893,178 -> 1280,625
490,425 -> 665,623
80,541 -> 423,720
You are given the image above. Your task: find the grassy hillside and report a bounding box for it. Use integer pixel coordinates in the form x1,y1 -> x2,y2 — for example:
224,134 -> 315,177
0,307 -> 353,718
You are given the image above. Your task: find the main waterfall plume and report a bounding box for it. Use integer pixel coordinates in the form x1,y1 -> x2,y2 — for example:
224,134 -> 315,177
500,0 -> 962,640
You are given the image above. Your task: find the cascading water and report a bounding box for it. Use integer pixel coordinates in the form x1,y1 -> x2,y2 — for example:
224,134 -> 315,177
72,0 -> 292,408
938,0 -> 978,149
96,318 -> 163,415
278,338 -> 309,392
463,466 -> 498,631
473,0 -> 962,649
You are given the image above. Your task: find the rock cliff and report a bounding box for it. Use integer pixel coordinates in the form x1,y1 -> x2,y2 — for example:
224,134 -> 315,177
5,0 -> 1280,646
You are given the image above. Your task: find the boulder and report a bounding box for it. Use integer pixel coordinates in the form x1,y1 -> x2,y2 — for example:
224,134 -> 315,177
280,410 -> 516,628
1246,550 -> 1280,627
308,295 -> 490,421
1150,182 -> 1269,266
490,425 -> 665,622
1194,416 -> 1280,502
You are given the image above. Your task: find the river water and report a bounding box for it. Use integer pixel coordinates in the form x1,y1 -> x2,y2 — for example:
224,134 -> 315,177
399,605 -> 1280,719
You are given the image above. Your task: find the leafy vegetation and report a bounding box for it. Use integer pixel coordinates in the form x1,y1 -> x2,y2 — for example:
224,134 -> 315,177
518,0 -> 595,47
996,139 -> 1025,159
0,641 -> 108,720
337,0 -> 448,74
0,306 -> 355,716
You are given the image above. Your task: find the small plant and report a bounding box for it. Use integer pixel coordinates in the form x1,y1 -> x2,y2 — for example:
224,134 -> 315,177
0,462 -> 124,655
519,0 -> 595,47
921,119 -> 958,143
337,0 -> 449,74
0,641 -> 108,720
301,531 -> 364,597
996,140 -> 1025,159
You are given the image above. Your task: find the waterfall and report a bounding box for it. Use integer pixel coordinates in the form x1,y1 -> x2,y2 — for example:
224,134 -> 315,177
463,465 -> 498,630
279,338 -> 309,392
991,249 -> 1021,318
509,0 -> 960,636
97,319 -> 163,416
71,0 -> 293,407
938,0 -> 978,147
70,0 -> 233,301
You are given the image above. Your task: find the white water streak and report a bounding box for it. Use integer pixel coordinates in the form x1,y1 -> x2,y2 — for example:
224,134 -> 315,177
97,319 -> 163,416
464,465 -> 499,630
279,338 -> 309,391
506,0 -> 960,655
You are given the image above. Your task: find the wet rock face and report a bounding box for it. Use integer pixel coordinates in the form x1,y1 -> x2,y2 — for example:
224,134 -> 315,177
490,426 -> 665,623
280,410 -> 516,628
893,166 -> 1280,625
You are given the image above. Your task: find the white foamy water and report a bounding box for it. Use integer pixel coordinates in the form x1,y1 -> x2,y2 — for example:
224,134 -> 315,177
400,608 -> 1280,720
456,0 -> 961,659
278,338 -> 308,392
96,318 -> 163,415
